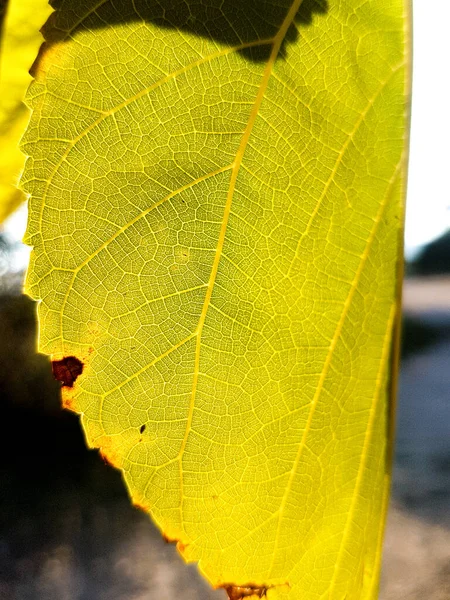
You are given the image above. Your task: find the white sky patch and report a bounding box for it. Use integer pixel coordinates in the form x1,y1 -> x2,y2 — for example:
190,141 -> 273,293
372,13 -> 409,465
404,0 -> 450,259
1,202 -> 30,274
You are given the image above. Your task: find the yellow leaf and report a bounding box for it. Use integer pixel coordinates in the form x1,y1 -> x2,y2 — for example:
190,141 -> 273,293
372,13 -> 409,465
22,1 -> 410,597
0,0 -> 51,223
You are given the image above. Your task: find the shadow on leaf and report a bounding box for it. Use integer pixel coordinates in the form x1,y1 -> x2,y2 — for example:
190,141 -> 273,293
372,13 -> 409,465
41,0 -> 328,63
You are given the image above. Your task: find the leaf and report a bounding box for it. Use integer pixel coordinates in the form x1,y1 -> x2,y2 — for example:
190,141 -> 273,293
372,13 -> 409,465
21,0 -> 410,598
0,0 -> 51,223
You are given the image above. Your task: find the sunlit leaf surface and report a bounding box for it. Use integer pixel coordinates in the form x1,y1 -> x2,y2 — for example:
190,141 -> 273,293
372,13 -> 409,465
22,1 -> 409,597
0,0 -> 51,223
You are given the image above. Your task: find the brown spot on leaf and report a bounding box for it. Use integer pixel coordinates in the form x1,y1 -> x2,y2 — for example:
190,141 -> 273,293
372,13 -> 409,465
96,436 -> 123,470
139,424 -> 146,434
52,356 -> 83,387
61,389 -> 77,411
133,501 -> 149,513
223,585 -> 267,600
99,450 -> 114,468
160,534 -> 188,554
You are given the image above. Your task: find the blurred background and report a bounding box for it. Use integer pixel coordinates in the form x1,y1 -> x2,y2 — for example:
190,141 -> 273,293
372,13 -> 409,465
1,1 -> 449,599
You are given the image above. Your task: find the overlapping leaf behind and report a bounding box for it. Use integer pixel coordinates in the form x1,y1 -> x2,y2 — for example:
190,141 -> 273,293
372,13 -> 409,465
21,0 -> 409,598
0,0 -> 51,222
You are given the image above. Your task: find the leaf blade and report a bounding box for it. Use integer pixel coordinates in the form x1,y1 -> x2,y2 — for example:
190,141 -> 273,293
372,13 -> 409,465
22,1 -> 410,597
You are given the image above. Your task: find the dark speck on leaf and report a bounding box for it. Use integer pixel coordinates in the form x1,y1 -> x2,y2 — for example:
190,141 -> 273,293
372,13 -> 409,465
140,424 -> 146,434
51,356 -> 83,388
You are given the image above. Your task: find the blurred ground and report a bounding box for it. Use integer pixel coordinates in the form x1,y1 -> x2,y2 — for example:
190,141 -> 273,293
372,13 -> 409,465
380,281 -> 450,599
0,273 -> 449,599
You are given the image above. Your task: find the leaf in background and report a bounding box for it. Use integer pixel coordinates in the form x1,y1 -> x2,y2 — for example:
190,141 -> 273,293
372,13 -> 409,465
0,1 -> 8,26
22,0 -> 410,598
0,0 -> 51,223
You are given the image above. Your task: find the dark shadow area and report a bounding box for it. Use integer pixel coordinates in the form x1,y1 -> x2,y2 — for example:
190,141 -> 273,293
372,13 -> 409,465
401,314 -> 445,359
0,294 -> 60,414
0,0 -> 8,32
42,0 -> 328,63
410,230 -> 450,276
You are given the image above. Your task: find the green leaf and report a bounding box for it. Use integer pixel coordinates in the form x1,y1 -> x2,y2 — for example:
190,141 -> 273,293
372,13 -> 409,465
0,0 -> 51,222
22,1 -> 410,597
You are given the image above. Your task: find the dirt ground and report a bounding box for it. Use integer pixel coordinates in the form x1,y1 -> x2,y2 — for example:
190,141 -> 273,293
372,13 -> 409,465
381,503 -> 450,600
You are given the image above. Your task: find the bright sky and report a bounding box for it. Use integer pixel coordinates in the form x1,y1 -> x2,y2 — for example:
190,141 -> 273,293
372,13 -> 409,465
404,0 -> 450,258
2,1 -> 449,269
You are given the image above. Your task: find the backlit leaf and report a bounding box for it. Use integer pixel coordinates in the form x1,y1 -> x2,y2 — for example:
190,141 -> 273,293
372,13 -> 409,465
22,1 -> 410,597
0,0 -> 51,222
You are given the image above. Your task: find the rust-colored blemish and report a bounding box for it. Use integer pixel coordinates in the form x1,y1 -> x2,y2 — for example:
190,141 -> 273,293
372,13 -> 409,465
133,501 -> 150,513
222,585 -> 267,600
96,436 -> 123,470
52,356 -> 83,387
99,450 -> 114,468
61,387 -> 77,411
160,533 -> 188,554
133,505 -> 190,556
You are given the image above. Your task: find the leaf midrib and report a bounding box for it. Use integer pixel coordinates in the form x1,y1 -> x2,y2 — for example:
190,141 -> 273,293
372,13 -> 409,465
175,0 -> 306,522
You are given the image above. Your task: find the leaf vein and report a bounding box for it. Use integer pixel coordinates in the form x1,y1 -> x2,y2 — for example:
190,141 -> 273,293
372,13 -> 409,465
268,155 -> 404,577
